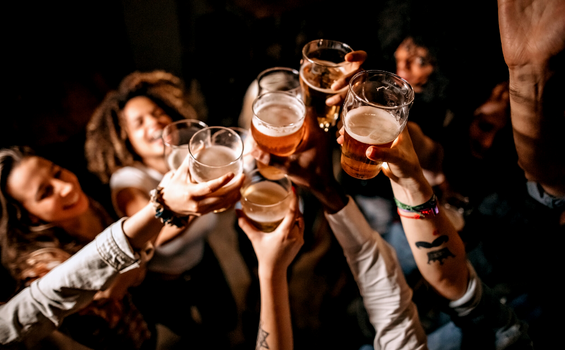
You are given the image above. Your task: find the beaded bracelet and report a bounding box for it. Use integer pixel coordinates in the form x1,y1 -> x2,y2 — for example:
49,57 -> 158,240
395,193 -> 439,219
150,186 -> 189,228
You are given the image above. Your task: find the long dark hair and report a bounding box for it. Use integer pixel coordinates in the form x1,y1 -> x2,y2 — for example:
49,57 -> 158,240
0,146 -> 109,290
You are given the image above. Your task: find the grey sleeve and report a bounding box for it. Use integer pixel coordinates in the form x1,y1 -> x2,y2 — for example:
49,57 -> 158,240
0,218 -> 142,347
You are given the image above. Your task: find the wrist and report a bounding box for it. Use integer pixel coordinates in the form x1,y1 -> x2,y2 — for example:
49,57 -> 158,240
390,175 -> 434,206
258,265 -> 288,283
310,179 -> 348,214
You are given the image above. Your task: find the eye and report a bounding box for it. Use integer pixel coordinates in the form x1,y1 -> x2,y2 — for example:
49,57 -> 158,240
53,168 -> 63,179
40,185 -> 53,200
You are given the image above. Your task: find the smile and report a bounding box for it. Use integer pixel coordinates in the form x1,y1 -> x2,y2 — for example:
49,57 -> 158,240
63,192 -> 80,210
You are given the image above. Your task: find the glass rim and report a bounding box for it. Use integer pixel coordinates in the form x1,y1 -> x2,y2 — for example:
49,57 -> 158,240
241,169 -> 292,207
347,69 -> 415,110
188,126 -> 244,168
257,66 -> 300,82
251,91 -> 306,128
301,39 -> 354,68
162,119 -> 208,149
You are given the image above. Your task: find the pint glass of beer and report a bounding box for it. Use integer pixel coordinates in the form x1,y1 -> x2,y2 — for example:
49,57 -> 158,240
162,119 -> 208,170
251,91 -> 306,157
257,67 -> 302,98
189,126 -> 244,182
340,70 -> 414,180
300,39 -> 353,132
240,169 -> 293,232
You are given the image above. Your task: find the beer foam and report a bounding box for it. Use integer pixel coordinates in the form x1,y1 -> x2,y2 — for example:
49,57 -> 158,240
253,103 -> 304,137
195,145 -> 238,165
244,181 -> 289,205
345,106 -> 401,144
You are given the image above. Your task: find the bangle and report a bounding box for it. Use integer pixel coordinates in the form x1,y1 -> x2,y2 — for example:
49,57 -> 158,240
149,187 -> 188,228
395,193 -> 439,220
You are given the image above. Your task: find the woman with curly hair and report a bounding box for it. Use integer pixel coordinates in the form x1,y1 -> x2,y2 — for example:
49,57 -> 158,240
85,70 -> 238,349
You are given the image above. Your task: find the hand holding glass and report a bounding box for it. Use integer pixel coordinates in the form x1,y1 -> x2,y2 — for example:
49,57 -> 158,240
240,169 -> 293,232
300,39 -> 353,132
188,126 -> 244,214
340,70 -> 414,180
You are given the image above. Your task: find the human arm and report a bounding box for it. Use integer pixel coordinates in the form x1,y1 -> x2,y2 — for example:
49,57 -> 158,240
112,157 -> 244,247
497,0 -> 565,197
0,159 -> 240,346
236,191 -> 304,350
362,127 -> 468,300
252,110 -> 427,349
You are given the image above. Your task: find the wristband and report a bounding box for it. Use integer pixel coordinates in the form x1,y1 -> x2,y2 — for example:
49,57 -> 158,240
395,193 -> 439,219
150,186 -> 188,228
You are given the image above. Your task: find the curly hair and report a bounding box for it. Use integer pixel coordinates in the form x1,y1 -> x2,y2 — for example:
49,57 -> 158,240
85,70 -> 198,183
0,147 -> 87,289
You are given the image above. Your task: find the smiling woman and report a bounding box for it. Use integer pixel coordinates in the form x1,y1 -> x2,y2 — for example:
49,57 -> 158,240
85,70 -> 239,348
0,146 -> 154,349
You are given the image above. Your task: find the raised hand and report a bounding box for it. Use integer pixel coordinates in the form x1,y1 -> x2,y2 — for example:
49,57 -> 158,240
161,154 -> 245,216
498,0 -> 565,68
236,191 -> 304,277
326,50 -> 368,106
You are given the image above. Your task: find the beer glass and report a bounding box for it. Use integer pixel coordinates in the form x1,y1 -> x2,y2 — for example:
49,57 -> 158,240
240,169 -> 293,232
257,67 -> 302,98
251,91 -> 306,157
229,126 -> 256,174
300,39 -> 353,132
162,119 -> 208,170
340,70 -> 414,180
189,126 -> 244,184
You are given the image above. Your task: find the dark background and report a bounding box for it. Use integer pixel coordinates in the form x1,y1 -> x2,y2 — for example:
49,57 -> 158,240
3,0 -> 503,149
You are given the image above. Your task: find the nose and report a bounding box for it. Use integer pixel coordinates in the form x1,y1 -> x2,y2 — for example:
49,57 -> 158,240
56,180 -> 74,198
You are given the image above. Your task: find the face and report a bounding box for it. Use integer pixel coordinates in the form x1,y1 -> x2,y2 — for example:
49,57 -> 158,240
468,82 -> 510,159
6,156 -> 89,223
394,37 -> 434,93
122,96 -> 173,161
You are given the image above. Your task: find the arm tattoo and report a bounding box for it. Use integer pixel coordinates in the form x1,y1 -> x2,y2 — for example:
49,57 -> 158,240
415,235 -> 449,249
256,322 -> 270,349
427,247 -> 455,265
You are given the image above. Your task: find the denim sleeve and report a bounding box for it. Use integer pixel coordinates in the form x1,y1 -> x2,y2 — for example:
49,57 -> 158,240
0,218 -> 143,347
446,263 -> 533,350
325,196 -> 428,350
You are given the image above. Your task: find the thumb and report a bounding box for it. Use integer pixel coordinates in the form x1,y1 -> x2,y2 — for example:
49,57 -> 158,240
236,209 -> 261,242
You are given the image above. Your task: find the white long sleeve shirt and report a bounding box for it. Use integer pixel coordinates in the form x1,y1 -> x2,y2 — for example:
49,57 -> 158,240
325,196 -> 428,350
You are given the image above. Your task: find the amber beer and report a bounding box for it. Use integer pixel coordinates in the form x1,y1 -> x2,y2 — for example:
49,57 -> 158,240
251,92 -> 305,157
299,61 -> 348,132
341,106 -> 402,180
300,39 -> 353,132
240,169 -> 292,232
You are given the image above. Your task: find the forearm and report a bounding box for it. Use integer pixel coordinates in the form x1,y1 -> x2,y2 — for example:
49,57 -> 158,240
0,220 -> 143,345
122,203 -> 163,250
325,198 -> 427,350
390,179 -> 469,300
507,64 -> 565,196
256,269 -> 293,350
309,178 -> 349,214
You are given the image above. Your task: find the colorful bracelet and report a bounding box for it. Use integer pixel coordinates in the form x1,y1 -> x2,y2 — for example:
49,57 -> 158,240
150,187 -> 188,228
395,193 -> 439,219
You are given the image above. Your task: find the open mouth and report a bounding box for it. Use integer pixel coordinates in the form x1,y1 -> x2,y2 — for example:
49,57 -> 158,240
150,129 -> 163,143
